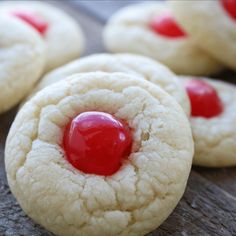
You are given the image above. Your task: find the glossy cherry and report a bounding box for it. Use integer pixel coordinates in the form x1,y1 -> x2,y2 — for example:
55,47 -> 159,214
184,79 -> 223,118
11,11 -> 48,35
63,111 -> 132,176
221,0 -> 236,20
149,12 -> 186,38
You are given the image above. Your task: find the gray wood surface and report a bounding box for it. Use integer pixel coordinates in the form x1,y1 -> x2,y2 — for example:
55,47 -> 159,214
0,1 -> 236,235
72,0 -> 142,23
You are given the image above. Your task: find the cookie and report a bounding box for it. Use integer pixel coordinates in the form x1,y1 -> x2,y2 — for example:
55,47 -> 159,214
103,1 -> 222,75
169,0 -> 236,70
183,77 -> 236,167
0,15 -> 45,114
24,53 -> 190,115
5,72 -> 194,236
0,1 -> 85,72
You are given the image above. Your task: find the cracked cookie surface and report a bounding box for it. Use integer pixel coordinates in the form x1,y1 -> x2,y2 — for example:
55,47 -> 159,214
0,1 -> 85,72
0,15 -> 45,114
5,72 -> 194,236
103,1 -> 222,75
24,53 -> 190,115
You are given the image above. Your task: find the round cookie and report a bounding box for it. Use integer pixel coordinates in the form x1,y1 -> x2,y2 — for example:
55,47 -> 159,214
0,15 -> 45,114
24,53 -> 190,115
5,72 -> 194,236
169,0 -> 236,70
103,1 -> 222,75
183,77 -> 236,167
0,1 -> 85,72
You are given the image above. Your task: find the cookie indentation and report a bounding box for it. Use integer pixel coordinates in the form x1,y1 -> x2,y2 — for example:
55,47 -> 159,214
221,0 -> 236,20
184,79 -> 223,118
150,12 -> 186,38
63,111 -> 132,176
11,11 -> 48,35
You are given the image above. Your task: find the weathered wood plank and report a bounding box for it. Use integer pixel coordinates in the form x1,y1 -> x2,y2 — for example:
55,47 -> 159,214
152,172 -> 236,236
195,166 -> 236,197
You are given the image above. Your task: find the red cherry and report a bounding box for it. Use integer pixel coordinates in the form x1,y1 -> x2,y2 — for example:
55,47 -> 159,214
149,12 -> 186,38
63,111 -> 132,176
11,11 -> 48,35
221,0 -> 236,20
184,79 -> 223,118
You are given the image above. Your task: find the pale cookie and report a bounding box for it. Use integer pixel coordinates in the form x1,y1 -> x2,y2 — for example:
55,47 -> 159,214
0,15 -> 45,114
183,77 -> 236,167
103,1 -> 222,75
5,72 -> 194,236
169,0 -> 236,70
24,53 -> 190,115
0,1 -> 85,72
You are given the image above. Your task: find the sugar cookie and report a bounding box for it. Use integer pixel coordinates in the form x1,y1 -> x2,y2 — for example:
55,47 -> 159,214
5,72 -> 194,236
170,0 -> 236,70
0,15 -> 45,114
103,2 -> 222,75
0,1 -> 85,72
183,77 -> 236,167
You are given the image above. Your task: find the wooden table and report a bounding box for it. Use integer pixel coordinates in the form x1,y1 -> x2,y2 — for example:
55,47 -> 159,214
0,1 -> 236,235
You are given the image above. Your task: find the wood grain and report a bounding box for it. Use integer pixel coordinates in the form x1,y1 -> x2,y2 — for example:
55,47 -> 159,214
0,1 -> 235,236
152,172 -> 236,236
195,166 -> 236,197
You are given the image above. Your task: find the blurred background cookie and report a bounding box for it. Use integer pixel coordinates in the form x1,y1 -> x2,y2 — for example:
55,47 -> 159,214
23,53 -> 190,115
0,15 -> 45,114
183,77 -> 236,167
0,1 -> 85,72
103,1 -> 222,75
170,0 -> 236,70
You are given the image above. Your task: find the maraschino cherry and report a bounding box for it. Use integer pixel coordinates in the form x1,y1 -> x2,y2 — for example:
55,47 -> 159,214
221,0 -> 236,20
149,11 -> 186,38
12,11 -> 48,35
184,79 -> 223,118
63,111 -> 132,176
